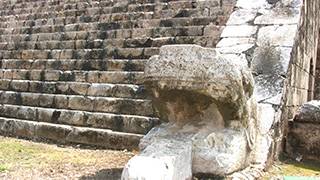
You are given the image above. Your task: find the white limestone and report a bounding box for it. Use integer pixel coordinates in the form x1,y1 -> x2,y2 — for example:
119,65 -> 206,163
220,25 -> 258,38
257,25 -> 297,47
254,8 -> 301,25
122,137 -> 193,180
122,45 -> 258,179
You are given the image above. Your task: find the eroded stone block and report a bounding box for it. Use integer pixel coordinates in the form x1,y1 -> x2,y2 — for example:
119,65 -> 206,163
293,101 -> 320,123
123,138 -> 192,180
122,45 -> 258,178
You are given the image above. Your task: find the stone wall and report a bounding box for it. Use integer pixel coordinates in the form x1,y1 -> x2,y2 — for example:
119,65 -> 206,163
284,0 -> 320,159
1,0 -> 319,177
121,0 -> 320,178
283,0 -> 320,121
0,0 -> 236,149
214,0 -> 319,177
314,30 -> 320,99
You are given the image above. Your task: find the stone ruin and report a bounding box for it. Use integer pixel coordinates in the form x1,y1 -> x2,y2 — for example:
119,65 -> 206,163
122,0 -> 320,178
122,45 -> 258,179
0,0 -> 319,179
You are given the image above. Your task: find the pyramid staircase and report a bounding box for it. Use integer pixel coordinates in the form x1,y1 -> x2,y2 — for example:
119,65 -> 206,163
0,0 -> 236,150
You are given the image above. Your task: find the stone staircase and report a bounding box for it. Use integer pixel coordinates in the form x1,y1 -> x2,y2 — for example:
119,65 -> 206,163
0,0 -> 236,150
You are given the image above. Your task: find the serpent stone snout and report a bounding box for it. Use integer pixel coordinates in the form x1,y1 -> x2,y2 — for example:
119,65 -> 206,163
122,45 -> 258,179
144,45 -> 256,127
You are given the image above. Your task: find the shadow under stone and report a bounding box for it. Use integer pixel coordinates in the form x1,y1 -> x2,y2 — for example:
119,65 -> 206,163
79,168 -> 123,180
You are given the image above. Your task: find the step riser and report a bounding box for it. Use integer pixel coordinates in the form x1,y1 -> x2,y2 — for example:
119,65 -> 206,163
1,59 -> 146,71
0,105 -> 159,134
0,92 -> 155,116
0,117 -> 142,150
0,48 -> 159,60
0,80 -> 147,97
1,70 -> 145,84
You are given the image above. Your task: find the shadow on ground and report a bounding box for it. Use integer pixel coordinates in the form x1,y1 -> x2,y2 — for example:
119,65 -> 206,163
79,168 -> 123,180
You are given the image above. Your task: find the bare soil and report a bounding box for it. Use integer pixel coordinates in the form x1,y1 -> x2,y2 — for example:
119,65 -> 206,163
1,135 -> 319,180
0,135 -> 136,180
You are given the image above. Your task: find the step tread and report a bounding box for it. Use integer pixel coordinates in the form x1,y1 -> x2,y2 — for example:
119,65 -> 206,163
3,95 -> 155,117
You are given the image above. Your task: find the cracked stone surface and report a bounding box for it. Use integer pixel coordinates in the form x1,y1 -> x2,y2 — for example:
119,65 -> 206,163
122,45 -> 258,178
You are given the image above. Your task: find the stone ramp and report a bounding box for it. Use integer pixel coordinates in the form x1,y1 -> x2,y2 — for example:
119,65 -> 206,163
0,0 -> 237,149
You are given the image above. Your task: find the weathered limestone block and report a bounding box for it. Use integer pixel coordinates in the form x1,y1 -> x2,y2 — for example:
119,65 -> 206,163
227,9 -> 257,25
0,118 -> 14,133
69,82 -> 90,95
10,80 -> 29,92
57,110 -> 87,126
68,96 -> 93,111
35,122 -> 72,141
122,45 -> 258,179
144,45 -> 254,125
112,84 -> 137,98
17,106 -> 37,121
13,120 -> 36,137
55,95 -> 69,109
37,108 -> 55,122
0,91 -> 21,105
122,137 -> 193,180
286,101 -> 320,159
294,100 -> 320,123
220,25 -> 258,38
87,83 -> 114,97
257,25 -> 297,47
0,80 -> 10,90
65,127 -> 109,146
254,7 -> 301,25
39,94 -> 55,108
93,97 -> 122,113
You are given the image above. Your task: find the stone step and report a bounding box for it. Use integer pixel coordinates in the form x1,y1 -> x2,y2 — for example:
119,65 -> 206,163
0,88 -> 149,107
1,59 -> 146,71
1,27 -> 223,49
1,32 -> 221,54
0,23 -> 225,48
0,117 -> 143,150
0,80 -> 147,99
0,47 -> 158,60
1,99 -> 158,127
0,102 -> 157,130
0,14 -> 228,35
0,0 -> 224,20
0,79 -> 146,96
1,70 -> 144,84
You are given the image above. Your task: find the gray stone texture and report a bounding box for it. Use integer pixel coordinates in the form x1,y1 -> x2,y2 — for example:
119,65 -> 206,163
287,122 -> 320,160
210,0 -> 319,178
123,45 -> 258,178
294,100 -> 320,123
282,0 -> 320,163
0,0 -> 318,179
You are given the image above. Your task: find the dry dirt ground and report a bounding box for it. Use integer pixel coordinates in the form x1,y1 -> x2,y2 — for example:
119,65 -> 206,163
0,135 -> 137,180
0,135 -> 319,180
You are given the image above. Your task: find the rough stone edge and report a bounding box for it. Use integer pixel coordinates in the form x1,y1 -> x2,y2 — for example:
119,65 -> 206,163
0,117 -> 142,151
217,0 -> 304,179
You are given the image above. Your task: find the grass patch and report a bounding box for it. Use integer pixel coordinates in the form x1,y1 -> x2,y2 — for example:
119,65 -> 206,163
276,158 -> 320,177
0,139 -> 41,169
264,157 -> 320,179
0,164 -> 11,172
0,138 -> 109,172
